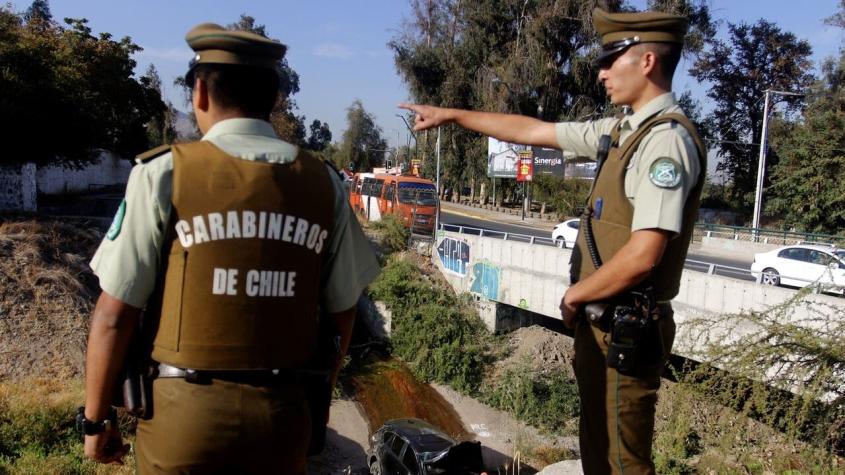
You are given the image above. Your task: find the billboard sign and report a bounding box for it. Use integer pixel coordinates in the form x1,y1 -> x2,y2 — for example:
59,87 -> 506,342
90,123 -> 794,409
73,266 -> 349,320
488,137 -> 529,178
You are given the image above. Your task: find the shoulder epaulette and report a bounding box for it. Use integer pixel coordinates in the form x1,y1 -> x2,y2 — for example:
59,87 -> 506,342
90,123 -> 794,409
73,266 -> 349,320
135,144 -> 172,164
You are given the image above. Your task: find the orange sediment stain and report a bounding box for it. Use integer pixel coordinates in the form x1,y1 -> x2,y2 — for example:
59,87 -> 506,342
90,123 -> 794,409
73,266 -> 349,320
351,361 -> 469,441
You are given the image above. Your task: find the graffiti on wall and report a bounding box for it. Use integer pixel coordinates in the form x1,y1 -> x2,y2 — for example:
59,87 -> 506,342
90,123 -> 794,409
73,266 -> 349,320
470,260 -> 500,301
437,237 -> 470,277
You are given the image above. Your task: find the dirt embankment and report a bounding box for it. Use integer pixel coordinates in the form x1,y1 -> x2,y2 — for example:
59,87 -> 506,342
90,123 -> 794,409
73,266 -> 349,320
0,219 -> 103,381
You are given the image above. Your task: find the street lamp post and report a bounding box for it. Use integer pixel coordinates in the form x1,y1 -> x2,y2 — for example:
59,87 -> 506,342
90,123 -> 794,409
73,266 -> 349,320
396,114 -> 418,173
752,89 -> 804,239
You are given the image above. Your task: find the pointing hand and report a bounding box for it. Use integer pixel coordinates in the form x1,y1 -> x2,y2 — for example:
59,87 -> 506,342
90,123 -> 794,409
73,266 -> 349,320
398,103 -> 451,131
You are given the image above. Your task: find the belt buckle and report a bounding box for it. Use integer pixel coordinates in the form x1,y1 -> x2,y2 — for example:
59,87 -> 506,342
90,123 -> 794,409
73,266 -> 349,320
184,368 -> 201,383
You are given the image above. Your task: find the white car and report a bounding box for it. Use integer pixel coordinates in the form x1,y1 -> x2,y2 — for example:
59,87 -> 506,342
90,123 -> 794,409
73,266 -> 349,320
750,244 -> 845,295
552,218 -> 580,248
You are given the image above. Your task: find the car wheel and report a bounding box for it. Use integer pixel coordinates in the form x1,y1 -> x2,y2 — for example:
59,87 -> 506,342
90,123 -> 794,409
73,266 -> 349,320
369,460 -> 381,475
761,268 -> 780,286
555,237 -> 566,248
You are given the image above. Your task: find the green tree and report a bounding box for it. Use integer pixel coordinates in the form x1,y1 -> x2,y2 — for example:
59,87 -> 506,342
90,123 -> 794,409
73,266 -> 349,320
647,0 -> 715,56
305,119 -> 332,152
339,100 -> 387,172
23,0 -> 51,25
690,20 -> 813,213
0,5 -> 168,166
764,5 -> 845,233
142,64 -> 176,147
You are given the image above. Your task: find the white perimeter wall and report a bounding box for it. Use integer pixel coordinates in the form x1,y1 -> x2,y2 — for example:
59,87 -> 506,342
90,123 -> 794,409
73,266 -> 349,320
0,152 -> 132,212
36,151 -> 132,195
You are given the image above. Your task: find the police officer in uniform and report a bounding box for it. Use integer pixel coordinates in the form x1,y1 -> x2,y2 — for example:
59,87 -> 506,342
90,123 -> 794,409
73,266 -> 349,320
80,23 -> 380,473
400,8 -> 704,474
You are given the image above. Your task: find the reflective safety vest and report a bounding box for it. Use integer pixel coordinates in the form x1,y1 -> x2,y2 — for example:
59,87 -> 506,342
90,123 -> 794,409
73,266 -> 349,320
150,141 -> 335,370
570,113 -> 706,301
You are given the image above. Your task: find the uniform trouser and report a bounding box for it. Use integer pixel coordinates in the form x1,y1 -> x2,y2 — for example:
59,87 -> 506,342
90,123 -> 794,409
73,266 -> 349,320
574,309 -> 675,475
135,376 -> 311,475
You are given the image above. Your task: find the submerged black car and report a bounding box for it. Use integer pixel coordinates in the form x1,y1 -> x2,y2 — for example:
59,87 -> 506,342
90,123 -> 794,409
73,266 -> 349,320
367,418 -> 484,475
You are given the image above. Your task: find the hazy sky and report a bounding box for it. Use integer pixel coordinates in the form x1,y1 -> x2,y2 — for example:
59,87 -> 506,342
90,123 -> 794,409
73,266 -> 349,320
23,1 -> 845,149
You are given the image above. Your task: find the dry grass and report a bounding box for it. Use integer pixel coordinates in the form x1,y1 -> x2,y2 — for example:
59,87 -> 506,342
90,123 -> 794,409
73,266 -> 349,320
0,218 -> 103,381
0,218 -> 136,474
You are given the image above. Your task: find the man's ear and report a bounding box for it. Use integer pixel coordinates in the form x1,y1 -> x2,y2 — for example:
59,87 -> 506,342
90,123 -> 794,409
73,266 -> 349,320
641,51 -> 658,76
193,78 -> 210,113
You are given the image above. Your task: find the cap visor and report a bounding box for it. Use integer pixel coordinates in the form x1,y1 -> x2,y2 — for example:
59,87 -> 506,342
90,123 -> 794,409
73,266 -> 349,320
592,45 -> 628,68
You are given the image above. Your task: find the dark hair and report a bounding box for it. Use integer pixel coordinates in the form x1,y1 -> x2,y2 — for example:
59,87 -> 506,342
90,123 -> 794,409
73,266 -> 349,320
190,64 -> 279,119
634,42 -> 683,79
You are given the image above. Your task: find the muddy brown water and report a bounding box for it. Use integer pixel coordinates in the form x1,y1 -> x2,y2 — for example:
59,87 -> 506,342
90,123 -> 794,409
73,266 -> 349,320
350,360 -> 470,441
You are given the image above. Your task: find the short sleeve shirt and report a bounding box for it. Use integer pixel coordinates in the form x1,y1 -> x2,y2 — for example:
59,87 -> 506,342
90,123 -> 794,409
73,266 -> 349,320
554,93 -> 700,235
91,118 -> 380,312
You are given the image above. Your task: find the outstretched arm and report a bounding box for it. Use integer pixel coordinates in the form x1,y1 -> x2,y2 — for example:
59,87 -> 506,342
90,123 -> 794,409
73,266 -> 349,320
398,103 -> 560,149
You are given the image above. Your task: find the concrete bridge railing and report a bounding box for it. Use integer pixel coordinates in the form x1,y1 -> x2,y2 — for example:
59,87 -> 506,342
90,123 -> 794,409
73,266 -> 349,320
432,230 -> 845,364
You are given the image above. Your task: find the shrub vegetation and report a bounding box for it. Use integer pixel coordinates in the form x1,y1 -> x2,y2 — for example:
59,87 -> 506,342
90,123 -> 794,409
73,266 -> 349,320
369,253 -> 491,394
368,214 -> 410,255
481,363 -> 579,436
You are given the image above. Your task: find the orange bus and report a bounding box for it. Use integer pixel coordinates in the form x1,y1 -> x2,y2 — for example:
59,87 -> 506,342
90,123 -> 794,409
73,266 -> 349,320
349,172 -> 374,214
350,172 -> 438,234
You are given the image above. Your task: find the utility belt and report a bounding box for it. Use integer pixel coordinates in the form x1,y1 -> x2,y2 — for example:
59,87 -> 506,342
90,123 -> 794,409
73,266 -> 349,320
115,315 -> 341,457
155,362 -> 317,386
582,294 -> 671,374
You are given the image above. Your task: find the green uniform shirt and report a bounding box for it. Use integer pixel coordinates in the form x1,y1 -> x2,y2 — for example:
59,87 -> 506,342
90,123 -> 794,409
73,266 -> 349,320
555,93 -> 700,235
91,118 -> 380,312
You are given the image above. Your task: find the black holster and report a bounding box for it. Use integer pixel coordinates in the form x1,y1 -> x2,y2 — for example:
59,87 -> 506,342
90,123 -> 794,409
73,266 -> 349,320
112,337 -> 154,420
584,288 -> 662,375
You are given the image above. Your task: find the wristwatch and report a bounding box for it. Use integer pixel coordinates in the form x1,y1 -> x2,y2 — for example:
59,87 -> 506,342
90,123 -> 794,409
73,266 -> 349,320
75,406 -> 117,435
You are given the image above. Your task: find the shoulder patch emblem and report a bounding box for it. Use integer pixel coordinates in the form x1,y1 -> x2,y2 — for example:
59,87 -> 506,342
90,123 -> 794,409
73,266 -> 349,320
649,157 -> 682,188
106,199 -> 126,240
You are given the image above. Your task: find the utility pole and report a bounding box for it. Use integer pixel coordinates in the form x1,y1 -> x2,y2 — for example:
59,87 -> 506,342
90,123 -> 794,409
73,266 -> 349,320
396,114 -> 417,173
752,89 -> 804,239
522,181 -> 526,220
435,126 -> 441,233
